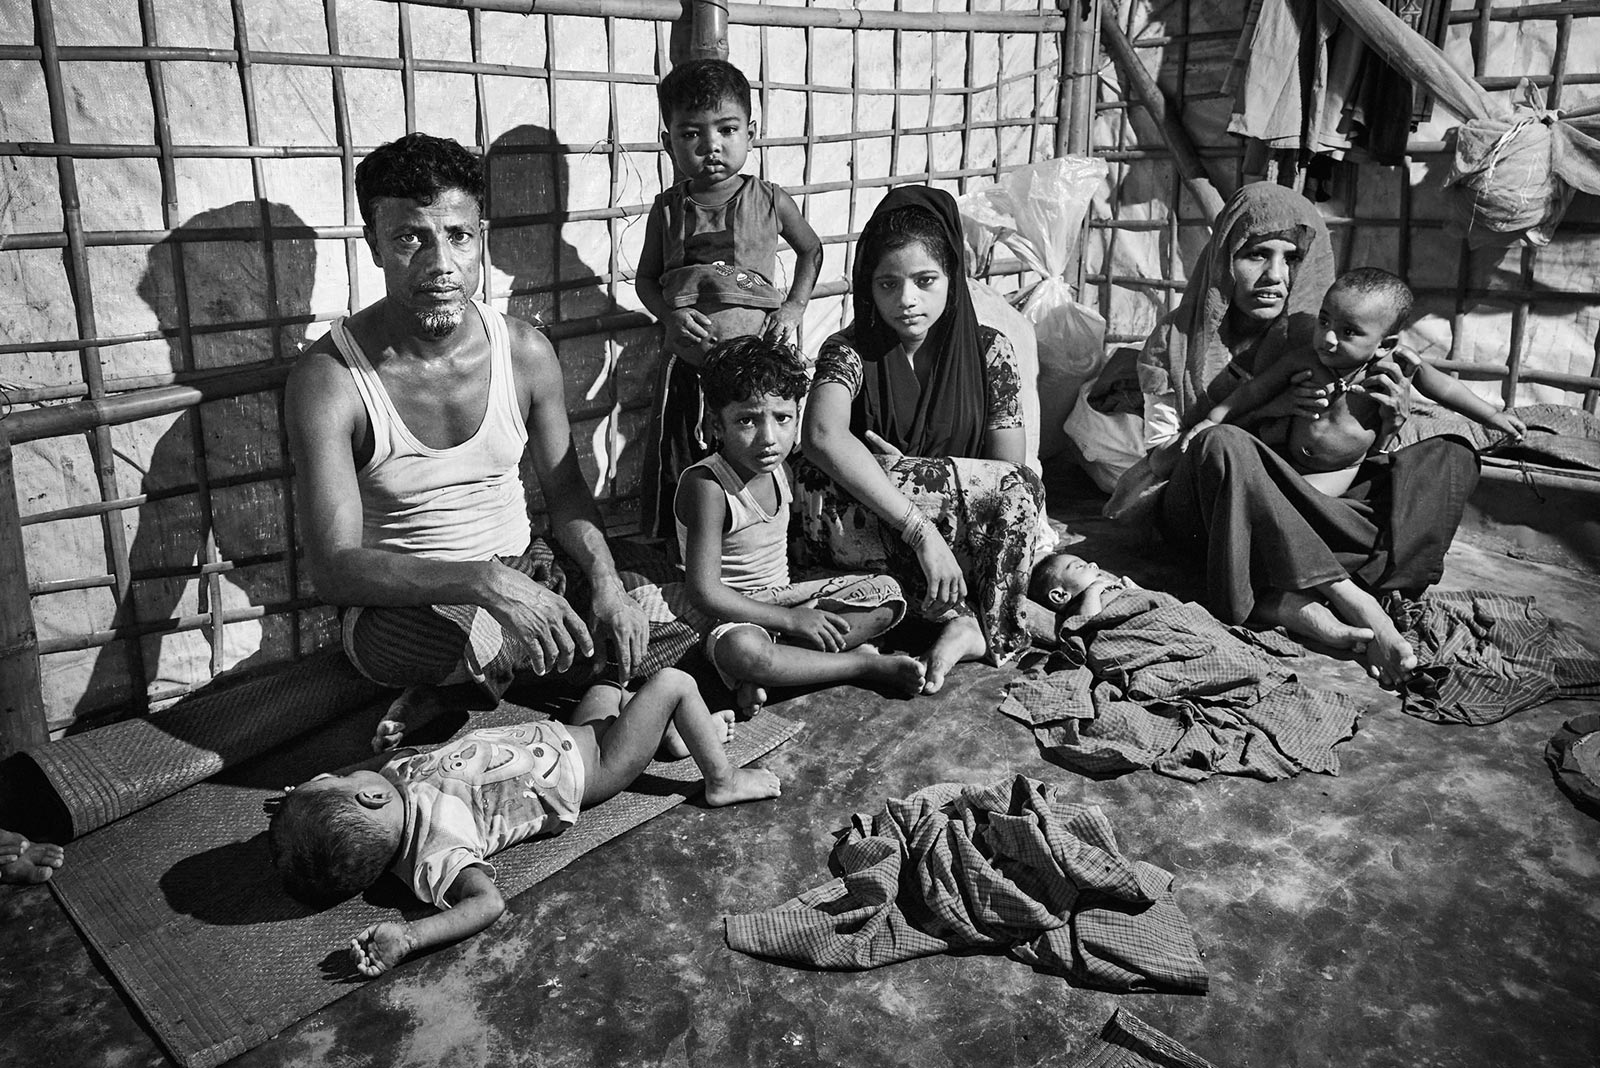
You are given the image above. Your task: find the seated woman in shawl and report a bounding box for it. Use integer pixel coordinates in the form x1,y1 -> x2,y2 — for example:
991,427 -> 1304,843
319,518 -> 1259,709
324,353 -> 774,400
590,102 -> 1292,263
796,187 -> 1046,694
1131,183 -> 1479,689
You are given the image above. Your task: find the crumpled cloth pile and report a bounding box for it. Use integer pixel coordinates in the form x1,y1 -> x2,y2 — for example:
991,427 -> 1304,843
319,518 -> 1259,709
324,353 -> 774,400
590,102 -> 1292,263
724,775 -> 1208,994
1391,590 -> 1600,725
999,587 -> 1361,782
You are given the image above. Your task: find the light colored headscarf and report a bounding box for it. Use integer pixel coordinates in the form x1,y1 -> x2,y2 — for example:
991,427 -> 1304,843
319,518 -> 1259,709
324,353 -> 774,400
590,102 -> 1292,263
1136,182 -> 1334,425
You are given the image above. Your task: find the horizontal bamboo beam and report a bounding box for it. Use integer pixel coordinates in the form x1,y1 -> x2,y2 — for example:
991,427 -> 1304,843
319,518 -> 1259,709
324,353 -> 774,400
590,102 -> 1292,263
385,0 -> 1066,32
2,366 -> 291,444
1446,1 -> 1600,24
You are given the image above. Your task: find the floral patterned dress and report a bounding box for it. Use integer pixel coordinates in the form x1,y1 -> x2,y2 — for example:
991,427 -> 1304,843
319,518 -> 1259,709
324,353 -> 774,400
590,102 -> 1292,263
793,327 -> 1045,665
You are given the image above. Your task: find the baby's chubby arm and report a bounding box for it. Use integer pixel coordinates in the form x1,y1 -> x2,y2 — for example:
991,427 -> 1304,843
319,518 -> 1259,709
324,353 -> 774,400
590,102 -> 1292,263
349,864 -> 505,978
1408,359 -> 1526,440
763,187 -> 823,346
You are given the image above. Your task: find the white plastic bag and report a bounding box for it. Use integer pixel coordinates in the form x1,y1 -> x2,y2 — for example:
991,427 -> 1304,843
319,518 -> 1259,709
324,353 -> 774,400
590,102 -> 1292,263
958,157 -> 1109,459
1060,380 -> 1145,494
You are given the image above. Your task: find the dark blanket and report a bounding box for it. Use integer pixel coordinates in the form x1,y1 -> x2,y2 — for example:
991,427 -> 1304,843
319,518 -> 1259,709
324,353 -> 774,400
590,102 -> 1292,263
1392,591 -> 1600,725
723,776 -> 1208,994
999,587 -> 1361,782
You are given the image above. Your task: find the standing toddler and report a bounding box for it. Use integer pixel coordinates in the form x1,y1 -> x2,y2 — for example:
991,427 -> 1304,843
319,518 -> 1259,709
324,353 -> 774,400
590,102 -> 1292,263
638,58 -> 823,542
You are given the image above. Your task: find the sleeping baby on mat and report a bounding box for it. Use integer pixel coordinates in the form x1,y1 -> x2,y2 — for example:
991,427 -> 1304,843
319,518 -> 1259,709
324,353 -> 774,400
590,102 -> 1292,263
266,669 -> 778,977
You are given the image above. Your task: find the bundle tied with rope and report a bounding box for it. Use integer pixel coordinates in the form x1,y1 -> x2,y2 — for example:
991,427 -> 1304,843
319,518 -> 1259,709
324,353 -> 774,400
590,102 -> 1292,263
1445,78 -> 1600,248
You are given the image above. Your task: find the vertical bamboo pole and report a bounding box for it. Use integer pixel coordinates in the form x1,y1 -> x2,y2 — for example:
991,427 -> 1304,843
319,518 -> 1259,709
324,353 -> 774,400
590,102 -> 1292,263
602,15 -> 623,508
690,0 -> 729,61
35,0 -> 149,716
0,432 -> 48,758
327,1 -> 362,314
1058,0 -> 1097,158
399,4 -> 418,134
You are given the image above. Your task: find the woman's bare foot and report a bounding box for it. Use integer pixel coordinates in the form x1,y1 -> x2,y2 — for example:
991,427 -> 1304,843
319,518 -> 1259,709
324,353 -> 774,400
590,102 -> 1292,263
1319,579 -> 1418,690
1252,589 -> 1373,649
1,831 -> 64,885
920,614 -> 987,695
855,644 -> 927,695
702,766 -> 782,807
1360,619 -> 1418,691
372,685 -> 448,752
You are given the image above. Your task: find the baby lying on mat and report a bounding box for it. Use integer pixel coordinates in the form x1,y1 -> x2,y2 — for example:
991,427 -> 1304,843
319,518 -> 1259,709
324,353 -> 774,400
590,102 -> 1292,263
266,669 -> 779,977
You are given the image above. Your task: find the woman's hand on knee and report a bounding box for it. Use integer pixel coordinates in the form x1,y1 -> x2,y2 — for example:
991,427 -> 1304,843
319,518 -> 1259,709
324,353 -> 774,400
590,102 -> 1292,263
916,537 -> 967,611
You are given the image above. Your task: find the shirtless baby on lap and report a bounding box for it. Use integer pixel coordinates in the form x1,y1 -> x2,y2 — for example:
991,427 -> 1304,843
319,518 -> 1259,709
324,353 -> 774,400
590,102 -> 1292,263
1181,267 -> 1525,497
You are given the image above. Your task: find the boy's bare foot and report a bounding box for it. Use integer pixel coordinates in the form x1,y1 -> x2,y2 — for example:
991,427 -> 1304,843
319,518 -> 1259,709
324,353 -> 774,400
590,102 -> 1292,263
372,685 -> 448,752
920,615 -> 987,695
703,766 -> 782,807
1252,590 -> 1373,650
856,644 -> 927,695
735,682 -> 768,719
1,830 -> 64,885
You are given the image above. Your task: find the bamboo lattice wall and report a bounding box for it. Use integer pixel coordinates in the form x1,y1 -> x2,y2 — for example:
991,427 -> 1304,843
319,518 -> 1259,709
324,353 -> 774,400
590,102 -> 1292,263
0,0 -> 1075,741
1084,0 -> 1600,414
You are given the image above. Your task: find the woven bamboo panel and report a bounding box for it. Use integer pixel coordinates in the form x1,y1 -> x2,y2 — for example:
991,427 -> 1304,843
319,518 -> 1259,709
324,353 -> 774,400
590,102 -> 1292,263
0,0 -> 1066,731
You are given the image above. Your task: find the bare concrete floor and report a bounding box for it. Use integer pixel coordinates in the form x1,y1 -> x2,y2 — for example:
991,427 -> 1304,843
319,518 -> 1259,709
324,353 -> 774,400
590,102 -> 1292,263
4,482 -> 1599,1068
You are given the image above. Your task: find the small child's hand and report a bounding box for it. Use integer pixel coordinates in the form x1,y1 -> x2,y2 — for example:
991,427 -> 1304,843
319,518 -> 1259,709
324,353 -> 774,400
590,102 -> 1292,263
350,920 -> 413,978
1486,411 -> 1526,440
1178,419 -> 1217,452
762,303 -> 804,348
786,607 -> 850,652
667,308 -> 714,352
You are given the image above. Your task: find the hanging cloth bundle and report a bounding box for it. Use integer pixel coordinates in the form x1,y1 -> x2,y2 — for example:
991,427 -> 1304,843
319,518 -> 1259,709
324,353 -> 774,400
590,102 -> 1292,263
1445,78 -> 1600,248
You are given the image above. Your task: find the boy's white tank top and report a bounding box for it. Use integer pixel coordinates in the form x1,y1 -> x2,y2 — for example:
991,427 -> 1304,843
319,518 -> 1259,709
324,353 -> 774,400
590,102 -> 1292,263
332,300 -> 532,561
675,453 -> 793,592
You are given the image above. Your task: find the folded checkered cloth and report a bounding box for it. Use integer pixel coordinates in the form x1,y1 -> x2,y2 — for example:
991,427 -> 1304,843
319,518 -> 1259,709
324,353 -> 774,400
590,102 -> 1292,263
999,587 -> 1361,782
1393,591 -> 1600,725
723,776 -> 1208,994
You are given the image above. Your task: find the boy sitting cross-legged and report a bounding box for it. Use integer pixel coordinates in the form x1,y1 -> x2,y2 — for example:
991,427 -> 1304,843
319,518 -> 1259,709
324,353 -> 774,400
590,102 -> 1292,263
676,336 -> 926,715
266,668 -> 778,978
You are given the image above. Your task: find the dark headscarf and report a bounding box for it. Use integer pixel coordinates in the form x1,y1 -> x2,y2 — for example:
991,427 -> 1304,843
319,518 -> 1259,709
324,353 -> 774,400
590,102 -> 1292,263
1136,182 -> 1334,425
849,186 -> 988,458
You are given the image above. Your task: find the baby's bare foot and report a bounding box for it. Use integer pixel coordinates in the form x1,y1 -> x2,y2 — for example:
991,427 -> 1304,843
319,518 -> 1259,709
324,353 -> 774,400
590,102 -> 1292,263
711,707 -> 736,747
703,766 -> 782,807
372,685 -> 448,752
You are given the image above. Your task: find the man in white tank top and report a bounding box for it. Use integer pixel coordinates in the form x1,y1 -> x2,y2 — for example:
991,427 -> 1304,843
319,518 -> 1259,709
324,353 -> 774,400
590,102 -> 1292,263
286,134 -> 665,740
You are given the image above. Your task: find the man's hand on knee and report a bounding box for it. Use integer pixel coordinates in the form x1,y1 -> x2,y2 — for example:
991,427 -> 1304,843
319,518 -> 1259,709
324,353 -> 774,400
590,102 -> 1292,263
589,579 -> 649,683
486,566 -> 593,674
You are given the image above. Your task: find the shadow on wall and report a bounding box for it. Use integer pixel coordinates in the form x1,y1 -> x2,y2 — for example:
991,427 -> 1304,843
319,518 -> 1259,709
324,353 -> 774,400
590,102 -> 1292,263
485,124 -> 660,529
71,201 -> 318,727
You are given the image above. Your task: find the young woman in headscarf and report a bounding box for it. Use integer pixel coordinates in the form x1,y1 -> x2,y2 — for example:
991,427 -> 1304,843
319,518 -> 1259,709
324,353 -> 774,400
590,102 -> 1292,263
1135,182 -> 1479,688
796,186 -> 1045,694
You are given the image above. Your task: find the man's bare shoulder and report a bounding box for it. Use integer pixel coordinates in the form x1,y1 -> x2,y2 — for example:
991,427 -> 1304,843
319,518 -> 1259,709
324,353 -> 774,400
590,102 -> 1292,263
503,313 -> 557,365
286,334 -> 361,425
502,313 -> 562,405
